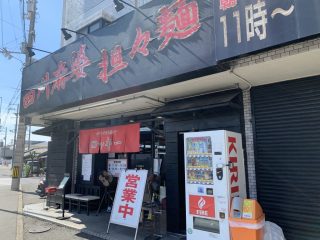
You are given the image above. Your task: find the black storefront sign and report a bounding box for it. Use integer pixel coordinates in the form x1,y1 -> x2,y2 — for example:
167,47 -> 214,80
21,0 -> 215,115
214,0 -> 320,61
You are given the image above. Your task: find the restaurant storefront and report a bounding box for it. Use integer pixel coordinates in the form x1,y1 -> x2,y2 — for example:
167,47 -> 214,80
24,0 -> 245,234
21,0 -> 320,239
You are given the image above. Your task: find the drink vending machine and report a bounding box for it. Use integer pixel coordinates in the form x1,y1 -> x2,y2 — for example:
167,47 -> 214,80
184,130 -> 247,240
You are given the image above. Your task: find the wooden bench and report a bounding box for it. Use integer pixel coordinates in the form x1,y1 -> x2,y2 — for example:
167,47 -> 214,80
65,185 -> 100,215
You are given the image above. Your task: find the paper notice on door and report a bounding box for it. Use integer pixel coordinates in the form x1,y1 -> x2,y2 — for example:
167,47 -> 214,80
82,154 -> 92,181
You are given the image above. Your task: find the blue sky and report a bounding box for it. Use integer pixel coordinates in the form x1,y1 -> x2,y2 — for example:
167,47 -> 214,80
0,0 -> 63,145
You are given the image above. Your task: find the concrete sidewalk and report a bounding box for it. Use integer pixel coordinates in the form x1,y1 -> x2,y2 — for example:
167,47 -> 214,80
23,202 -> 177,240
0,166 -> 23,240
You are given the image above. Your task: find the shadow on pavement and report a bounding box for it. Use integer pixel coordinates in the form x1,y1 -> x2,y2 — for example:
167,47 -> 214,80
75,232 -> 102,240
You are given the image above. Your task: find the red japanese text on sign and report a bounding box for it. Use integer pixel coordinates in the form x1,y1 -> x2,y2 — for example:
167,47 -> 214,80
118,204 -> 134,218
109,45 -> 128,76
51,61 -> 71,95
118,174 -> 141,218
110,170 -> 147,228
36,72 -> 51,100
129,27 -> 151,59
220,0 -> 238,11
156,0 -> 201,51
121,188 -> 137,203
97,45 -> 128,84
97,49 -> 109,83
71,44 -> 91,80
125,174 -> 141,188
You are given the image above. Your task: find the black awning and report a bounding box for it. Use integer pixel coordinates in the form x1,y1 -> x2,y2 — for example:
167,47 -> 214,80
33,126 -> 53,136
152,90 -> 240,116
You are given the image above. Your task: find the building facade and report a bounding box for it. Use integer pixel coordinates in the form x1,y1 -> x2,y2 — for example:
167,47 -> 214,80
22,1 -> 320,239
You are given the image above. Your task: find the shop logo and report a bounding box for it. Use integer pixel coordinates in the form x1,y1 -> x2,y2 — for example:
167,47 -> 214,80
198,197 -> 206,209
23,90 -> 35,109
228,136 -> 240,197
188,228 -> 193,234
189,195 -> 215,218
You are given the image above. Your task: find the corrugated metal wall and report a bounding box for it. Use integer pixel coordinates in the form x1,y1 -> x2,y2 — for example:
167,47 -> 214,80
252,76 -> 320,240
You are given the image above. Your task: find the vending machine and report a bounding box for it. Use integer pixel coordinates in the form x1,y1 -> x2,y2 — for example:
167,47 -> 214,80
184,130 -> 246,240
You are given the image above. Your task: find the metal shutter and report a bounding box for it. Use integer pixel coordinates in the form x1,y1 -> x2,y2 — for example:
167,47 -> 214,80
252,77 -> 320,240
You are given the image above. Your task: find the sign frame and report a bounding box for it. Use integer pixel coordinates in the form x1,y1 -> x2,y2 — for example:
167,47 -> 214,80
107,169 -> 148,240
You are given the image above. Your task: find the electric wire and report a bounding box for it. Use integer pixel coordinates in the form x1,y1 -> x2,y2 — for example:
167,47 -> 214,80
0,0 -> 3,46
7,0 -> 19,49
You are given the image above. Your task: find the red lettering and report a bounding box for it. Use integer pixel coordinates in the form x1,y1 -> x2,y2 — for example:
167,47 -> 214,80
228,136 -> 237,154
231,186 -> 239,195
118,204 -> 134,218
129,27 -> 151,59
23,90 -> 36,109
98,46 -> 128,83
51,61 -> 71,95
230,156 -> 239,184
36,72 -> 51,100
156,0 -> 201,51
71,44 -> 91,80
109,45 -> 128,76
97,49 -> 109,83
230,166 -> 238,183
229,136 -> 239,196
125,174 -> 140,188
220,0 -> 238,11
121,188 -> 137,203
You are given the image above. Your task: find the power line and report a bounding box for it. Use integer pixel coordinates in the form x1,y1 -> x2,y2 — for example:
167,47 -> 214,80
0,0 -> 3,46
2,79 -> 22,128
7,0 -> 19,49
0,17 -> 22,30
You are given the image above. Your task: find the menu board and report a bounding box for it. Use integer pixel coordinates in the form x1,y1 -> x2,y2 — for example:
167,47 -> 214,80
108,159 -> 128,177
186,137 -> 213,185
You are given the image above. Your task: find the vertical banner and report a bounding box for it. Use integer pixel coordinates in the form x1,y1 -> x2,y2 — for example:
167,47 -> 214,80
110,170 -> 148,229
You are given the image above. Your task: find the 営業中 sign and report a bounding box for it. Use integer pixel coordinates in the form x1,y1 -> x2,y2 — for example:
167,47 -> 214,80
109,170 -> 148,229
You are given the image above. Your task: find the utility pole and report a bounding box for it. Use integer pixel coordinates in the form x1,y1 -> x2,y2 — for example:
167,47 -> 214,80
12,105 -> 19,167
28,126 -> 31,150
11,0 -> 36,191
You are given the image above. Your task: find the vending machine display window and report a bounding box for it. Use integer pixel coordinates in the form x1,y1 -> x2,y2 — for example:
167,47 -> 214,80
186,137 -> 213,185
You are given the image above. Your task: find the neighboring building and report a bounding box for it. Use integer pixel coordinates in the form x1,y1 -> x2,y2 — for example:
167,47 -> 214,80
20,1 -> 320,240
0,146 -> 13,159
24,141 -> 48,174
61,0 -> 151,46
